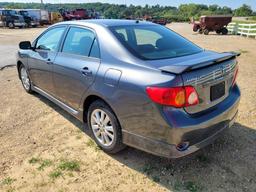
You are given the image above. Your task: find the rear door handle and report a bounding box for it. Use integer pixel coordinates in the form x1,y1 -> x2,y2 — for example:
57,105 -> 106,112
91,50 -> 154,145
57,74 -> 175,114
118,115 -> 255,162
81,67 -> 92,76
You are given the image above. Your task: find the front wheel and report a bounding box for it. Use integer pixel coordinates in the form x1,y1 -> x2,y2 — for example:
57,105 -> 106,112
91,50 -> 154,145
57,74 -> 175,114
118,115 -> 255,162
19,65 -> 33,93
8,22 -> 14,29
87,100 -> 126,154
203,29 -> 209,35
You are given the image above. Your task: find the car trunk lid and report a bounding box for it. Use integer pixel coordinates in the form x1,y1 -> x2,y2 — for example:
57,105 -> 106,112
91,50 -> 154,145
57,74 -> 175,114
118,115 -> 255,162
146,50 -> 239,114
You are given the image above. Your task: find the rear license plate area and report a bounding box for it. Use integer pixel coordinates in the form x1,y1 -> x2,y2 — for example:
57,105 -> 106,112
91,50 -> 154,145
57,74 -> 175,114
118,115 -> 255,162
210,81 -> 225,101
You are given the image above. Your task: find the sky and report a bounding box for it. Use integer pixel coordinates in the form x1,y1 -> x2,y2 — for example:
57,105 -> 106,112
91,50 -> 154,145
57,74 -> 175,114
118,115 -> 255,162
0,0 -> 255,10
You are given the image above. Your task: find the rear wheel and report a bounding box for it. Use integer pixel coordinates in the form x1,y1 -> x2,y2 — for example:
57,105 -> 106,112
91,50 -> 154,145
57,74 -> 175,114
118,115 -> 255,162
87,100 -> 125,154
221,28 -> 228,35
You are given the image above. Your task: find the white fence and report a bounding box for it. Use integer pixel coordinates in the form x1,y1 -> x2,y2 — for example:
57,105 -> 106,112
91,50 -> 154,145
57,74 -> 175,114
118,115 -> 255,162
228,23 -> 256,38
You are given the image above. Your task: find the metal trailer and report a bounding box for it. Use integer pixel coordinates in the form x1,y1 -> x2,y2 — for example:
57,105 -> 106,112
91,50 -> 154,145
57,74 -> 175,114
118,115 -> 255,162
193,15 -> 232,35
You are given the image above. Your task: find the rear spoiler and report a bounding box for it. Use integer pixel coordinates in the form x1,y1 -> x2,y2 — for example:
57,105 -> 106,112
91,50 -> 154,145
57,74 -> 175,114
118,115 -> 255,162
160,52 -> 240,74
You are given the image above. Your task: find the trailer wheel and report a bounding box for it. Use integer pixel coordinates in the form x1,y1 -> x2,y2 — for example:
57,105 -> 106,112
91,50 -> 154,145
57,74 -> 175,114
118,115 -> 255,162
216,29 -> 221,34
203,29 -> 209,35
221,28 -> 228,35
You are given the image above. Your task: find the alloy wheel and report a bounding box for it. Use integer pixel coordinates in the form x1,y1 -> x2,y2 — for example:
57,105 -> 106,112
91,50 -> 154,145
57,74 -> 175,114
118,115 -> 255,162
90,109 -> 114,147
20,67 -> 30,91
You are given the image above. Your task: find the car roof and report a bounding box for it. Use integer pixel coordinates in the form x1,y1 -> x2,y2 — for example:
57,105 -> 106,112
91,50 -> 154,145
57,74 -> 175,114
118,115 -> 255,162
56,19 -> 157,27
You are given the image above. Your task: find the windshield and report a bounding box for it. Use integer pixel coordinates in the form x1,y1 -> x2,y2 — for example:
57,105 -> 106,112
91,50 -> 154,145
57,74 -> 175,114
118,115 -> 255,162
8,10 -> 17,15
21,11 -> 29,16
110,25 -> 203,60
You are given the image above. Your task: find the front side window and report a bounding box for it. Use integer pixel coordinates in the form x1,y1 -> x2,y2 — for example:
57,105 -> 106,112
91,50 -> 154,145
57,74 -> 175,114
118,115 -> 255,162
36,26 -> 66,51
62,27 -> 95,57
110,25 -> 202,60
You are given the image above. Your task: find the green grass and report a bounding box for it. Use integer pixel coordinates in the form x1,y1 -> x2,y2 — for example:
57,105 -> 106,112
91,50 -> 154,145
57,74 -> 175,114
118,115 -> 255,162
174,181 -> 183,191
58,160 -> 80,172
86,139 -> 100,151
152,175 -> 160,182
28,157 -> 53,171
185,181 -> 202,192
197,154 -> 208,163
37,159 -> 53,171
173,181 -> 202,192
28,157 -> 40,164
1,177 -> 15,185
141,164 -> 155,175
49,170 -> 62,179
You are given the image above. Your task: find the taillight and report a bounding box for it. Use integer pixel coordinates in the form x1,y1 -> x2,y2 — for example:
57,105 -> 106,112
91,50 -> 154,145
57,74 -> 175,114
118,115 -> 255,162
146,86 -> 199,108
232,67 -> 238,86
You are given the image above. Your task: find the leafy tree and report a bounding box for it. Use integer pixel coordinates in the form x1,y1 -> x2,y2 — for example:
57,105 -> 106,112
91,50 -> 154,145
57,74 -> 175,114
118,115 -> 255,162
234,4 -> 253,16
0,2 -> 254,22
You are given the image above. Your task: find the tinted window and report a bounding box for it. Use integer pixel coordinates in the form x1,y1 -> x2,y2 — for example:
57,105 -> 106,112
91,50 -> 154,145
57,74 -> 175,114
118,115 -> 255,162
62,27 -> 95,56
36,27 -> 65,51
110,25 -> 202,60
89,39 -> 100,58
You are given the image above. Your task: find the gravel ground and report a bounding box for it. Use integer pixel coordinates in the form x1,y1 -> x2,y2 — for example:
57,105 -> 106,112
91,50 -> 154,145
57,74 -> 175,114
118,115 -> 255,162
0,23 -> 256,192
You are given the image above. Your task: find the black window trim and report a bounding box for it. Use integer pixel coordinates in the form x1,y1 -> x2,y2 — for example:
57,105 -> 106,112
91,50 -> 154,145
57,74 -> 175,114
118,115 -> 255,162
60,25 -> 101,60
33,25 -> 68,53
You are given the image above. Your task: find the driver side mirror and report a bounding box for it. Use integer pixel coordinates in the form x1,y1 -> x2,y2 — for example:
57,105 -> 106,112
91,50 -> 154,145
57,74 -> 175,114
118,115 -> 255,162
19,41 -> 32,50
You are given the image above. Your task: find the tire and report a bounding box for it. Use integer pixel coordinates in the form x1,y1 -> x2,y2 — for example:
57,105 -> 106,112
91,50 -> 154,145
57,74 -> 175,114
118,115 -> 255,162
8,22 -> 14,29
199,28 -> 203,34
19,64 -> 33,93
221,28 -> 228,35
203,29 -> 209,35
87,100 -> 126,154
216,29 -> 221,34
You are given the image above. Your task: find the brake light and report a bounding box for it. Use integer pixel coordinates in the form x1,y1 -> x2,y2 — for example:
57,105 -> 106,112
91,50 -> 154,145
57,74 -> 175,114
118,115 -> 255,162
232,67 -> 238,86
146,86 -> 199,108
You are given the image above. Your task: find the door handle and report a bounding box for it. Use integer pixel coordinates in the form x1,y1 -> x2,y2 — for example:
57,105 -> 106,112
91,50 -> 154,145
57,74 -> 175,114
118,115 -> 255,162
46,58 -> 53,65
81,67 -> 92,76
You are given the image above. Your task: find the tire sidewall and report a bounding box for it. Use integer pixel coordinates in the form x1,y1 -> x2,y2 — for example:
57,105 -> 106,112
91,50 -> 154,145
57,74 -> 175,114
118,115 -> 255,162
87,101 -> 120,152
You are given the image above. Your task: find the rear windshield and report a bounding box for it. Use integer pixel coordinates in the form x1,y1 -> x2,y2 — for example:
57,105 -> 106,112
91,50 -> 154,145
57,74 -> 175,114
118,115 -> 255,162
110,25 -> 202,60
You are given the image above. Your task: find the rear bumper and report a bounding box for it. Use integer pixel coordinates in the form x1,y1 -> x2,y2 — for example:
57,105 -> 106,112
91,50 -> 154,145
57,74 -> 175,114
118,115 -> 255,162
123,85 -> 240,158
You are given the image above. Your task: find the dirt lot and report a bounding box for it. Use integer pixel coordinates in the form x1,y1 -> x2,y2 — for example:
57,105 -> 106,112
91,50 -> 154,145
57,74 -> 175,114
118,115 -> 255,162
0,23 -> 256,192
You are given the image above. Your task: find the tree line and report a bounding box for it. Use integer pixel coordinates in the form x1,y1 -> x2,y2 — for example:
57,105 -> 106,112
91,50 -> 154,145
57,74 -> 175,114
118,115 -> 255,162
0,2 -> 255,22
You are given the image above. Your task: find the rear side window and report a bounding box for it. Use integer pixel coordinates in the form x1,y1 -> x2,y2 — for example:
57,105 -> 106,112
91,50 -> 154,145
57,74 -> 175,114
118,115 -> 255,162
62,27 -> 95,57
110,25 -> 202,60
89,39 -> 100,59
36,26 -> 66,51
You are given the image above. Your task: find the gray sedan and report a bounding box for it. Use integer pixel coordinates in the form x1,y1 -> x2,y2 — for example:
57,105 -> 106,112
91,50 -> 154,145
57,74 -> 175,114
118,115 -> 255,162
17,19 -> 240,158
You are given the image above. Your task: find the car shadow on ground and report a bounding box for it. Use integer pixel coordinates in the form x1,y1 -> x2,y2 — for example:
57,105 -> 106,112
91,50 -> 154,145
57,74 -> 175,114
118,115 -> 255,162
35,93 -> 256,191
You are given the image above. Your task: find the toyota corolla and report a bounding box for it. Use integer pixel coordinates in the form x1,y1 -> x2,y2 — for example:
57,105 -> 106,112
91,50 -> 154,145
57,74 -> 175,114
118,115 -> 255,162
17,19 -> 240,158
